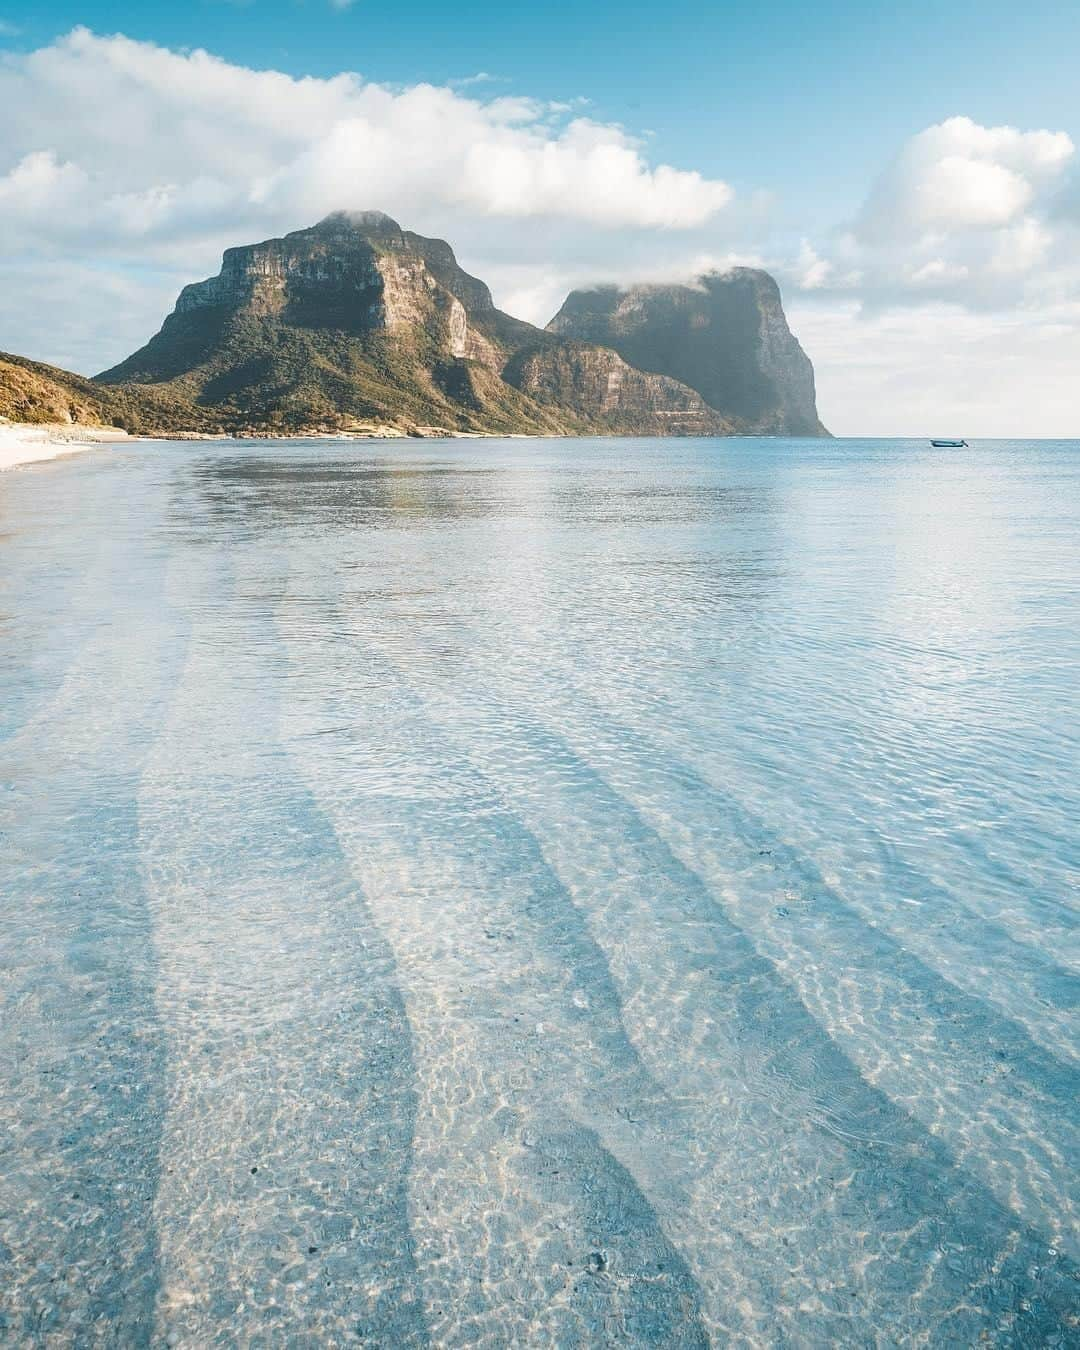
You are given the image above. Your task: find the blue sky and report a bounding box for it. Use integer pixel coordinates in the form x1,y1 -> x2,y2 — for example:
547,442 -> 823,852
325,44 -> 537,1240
8,0 -> 1077,228
2,2 -> 1079,433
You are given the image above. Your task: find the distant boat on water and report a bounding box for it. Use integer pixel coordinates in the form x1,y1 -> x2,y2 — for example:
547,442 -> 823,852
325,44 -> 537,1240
930,438 -> 968,447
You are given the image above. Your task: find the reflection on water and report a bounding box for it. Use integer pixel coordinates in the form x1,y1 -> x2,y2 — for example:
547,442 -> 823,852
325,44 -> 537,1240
0,436 -> 1077,1346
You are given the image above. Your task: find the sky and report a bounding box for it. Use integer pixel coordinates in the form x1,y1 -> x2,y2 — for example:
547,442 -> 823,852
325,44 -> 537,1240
1,1 -> 1078,435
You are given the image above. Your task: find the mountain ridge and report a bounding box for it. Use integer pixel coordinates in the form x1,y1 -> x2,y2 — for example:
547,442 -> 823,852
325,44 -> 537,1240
3,212 -> 829,438
0,350 -> 174,433
547,271 -> 828,437
96,212 -> 743,436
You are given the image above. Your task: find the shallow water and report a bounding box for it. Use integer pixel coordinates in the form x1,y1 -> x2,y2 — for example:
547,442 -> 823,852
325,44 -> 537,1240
0,436 -> 1077,1347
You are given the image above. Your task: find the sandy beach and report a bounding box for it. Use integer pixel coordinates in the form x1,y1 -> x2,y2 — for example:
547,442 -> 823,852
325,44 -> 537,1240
0,421 -> 135,471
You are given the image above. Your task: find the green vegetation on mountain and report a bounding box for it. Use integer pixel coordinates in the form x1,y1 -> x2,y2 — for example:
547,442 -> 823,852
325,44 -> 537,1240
503,340 -> 731,435
0,351 -> 220,434
2,212 -> 828,438
0,352 -> 137,429
548,271 -> 829,436
94,212 -> 567,435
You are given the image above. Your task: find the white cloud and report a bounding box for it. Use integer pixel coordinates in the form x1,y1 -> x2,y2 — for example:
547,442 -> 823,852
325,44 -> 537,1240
789,298 -> 1080,437
773,117 -> 1080,435
906,258 -> 970,285
0,27 -> 731,258
0,28 -> 733,372
0,32 -> 1077,434
450,72 -> 506,89
0,150 -> 86,213
857,117 -> 1073,243
783,116 -> 1080,320
795,239 -> 833,290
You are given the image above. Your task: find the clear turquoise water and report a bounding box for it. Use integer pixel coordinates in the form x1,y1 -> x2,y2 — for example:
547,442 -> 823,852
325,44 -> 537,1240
0,436 -> 1077,1347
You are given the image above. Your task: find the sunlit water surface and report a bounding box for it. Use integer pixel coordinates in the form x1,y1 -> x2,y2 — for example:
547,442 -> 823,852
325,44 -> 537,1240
0,437 -> 1077,1347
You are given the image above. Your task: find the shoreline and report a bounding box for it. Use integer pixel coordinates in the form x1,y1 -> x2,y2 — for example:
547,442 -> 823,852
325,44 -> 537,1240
138,426 -> 541,441
1,421 -> 849,469
0,422 -> 538,466
0,421 -> 136,472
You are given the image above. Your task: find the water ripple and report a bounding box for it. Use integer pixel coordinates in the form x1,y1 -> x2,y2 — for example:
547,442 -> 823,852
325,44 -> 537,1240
0,435 -> 1077,1346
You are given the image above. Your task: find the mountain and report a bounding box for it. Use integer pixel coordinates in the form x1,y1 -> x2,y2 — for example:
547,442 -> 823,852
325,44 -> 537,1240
94,212 -> 823,437
0,351 -> 166,432
547,271 -> 828,436
96,212 -> 730,437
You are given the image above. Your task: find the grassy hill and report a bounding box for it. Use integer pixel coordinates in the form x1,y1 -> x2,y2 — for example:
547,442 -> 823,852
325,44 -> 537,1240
0,351 -> 190,434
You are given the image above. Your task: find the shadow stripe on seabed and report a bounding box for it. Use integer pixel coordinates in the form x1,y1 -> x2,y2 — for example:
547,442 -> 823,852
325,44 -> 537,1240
0,529 -> 187,1344
0,456 -> 169,745
601,653 -> 1080,1028
325,597 -> 1080,1344
274,590 -> 716,1346
509,667 -> 1079,1253
511,523 -> 1078,986
134,545 -> 430,1346
411,599 -> 1080,1231
167,454 -> 714,1344
527,668 -> 1080,1239
491,611 -> 1080,1040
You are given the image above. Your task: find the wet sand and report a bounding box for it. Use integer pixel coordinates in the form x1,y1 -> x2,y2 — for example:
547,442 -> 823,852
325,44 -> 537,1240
0,421 -> 134,470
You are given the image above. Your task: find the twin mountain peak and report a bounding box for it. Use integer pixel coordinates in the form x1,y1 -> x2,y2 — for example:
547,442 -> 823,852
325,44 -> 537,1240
81,211 -> 827,437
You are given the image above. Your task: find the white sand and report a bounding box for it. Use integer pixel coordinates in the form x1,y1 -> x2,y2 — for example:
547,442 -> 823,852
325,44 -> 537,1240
0,421 -> 136,471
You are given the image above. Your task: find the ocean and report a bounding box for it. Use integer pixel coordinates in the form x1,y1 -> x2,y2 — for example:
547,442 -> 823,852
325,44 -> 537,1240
1,436 -> 1076,1345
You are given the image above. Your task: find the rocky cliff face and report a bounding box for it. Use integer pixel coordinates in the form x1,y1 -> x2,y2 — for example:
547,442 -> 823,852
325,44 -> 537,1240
173,210 -> 490,330
100,212 -> 509,387
547,270 -> 828,436
95,214 -> 587,433
94,213 -> 827,437
503,342 -> 731,435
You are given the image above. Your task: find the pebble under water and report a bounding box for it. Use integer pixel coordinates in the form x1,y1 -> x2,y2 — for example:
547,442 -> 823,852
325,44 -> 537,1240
0,436 -> 1077,1347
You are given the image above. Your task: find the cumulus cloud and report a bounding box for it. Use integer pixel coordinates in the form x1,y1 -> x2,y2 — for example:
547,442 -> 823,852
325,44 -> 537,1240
0,27 -> 736,370
787,117 -> 1078,314
0,27 -> 731,259
794,239 -> 833,290
857,117 -> 1072,242
776,119 -> 1080,435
